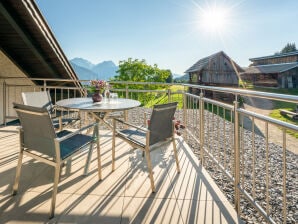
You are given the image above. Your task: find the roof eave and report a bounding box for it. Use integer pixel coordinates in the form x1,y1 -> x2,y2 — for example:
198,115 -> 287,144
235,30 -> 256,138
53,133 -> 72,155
249,51 -> 298,62
0,0 -> 82,90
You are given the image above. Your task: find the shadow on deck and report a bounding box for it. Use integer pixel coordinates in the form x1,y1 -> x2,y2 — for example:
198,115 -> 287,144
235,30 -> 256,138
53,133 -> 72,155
0,125 -> 242,223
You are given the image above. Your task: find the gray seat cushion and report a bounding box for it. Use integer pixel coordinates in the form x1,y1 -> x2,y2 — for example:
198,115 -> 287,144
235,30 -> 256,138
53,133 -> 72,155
59,131 -> 94,160
118,129 -> 146,148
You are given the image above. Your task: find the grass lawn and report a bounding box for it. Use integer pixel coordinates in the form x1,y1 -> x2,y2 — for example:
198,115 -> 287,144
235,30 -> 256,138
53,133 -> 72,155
144,85 -> 185,109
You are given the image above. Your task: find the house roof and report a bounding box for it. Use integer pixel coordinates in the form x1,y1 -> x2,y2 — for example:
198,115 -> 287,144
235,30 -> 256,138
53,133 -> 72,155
0,0 -> 81,88
241,62 -> 298,75
185,51 -> 243,73
249,51 -> 298,62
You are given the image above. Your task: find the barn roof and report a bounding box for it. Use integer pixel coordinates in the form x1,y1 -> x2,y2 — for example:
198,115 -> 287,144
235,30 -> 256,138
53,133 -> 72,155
0,0 -> 81,88
249,51 -> 298,62
241,62 -> 298,75
185,51 -> 243,73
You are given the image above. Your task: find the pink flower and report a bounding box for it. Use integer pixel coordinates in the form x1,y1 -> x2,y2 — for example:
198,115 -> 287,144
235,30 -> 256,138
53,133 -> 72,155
90,80 -> 107,90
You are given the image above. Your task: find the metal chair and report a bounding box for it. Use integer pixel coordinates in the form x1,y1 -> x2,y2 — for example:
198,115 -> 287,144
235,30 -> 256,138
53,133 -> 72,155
21,91 -> 80,130
12,103 -> 102,218
112,102 -> 180,192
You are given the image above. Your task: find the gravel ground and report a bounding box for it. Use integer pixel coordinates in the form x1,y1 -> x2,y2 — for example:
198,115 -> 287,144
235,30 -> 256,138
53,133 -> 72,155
90,107 -> 297,224
181,109 -> 297,224
128,107 -> 296,224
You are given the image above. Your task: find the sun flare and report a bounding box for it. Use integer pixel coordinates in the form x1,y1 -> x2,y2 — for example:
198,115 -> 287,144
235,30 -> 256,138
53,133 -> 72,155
202,7 -> 228,31
197,3 -> 232,34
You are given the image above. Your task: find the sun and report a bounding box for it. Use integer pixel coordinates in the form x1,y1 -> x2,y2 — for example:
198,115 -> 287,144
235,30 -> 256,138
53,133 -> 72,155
201,7 -> 228,32
196,3 -> 233,35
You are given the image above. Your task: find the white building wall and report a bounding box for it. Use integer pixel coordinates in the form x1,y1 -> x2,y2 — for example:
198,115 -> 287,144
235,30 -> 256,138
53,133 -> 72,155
0,50 -> 36,124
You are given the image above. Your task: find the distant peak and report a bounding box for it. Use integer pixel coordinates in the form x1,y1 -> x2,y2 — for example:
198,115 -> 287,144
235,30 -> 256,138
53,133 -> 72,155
70,57 -> 95,70
97,60 -> 116,67
71,57 -> 91,62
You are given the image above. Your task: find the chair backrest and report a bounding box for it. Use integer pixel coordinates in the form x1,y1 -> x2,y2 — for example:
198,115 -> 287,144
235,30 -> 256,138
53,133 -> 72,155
13,103 -> 57,158
21,91 -> 54,113
148,102 -> 178,145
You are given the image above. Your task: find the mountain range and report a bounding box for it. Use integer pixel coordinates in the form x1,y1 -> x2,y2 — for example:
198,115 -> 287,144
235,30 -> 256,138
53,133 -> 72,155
70,58 -> 118,81
174,74 -> 188,81
70,57 -> 184,81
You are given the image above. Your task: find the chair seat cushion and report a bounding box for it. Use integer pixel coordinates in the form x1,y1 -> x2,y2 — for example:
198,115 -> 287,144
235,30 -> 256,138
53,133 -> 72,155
58,130 -> 93,160
118,129 -> 146,148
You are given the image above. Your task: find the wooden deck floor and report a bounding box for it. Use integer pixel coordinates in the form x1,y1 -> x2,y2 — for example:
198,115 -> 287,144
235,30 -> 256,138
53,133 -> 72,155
0,124 -> 242,223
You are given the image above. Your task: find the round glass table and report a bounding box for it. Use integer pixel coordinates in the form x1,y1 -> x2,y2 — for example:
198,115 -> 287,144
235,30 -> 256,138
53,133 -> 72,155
56,97 -> 141,112
56,97 -> 141,175
56,97 -> 141,128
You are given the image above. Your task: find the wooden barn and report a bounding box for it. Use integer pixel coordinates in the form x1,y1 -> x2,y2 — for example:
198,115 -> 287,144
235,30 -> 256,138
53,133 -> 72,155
240,51 -> 298,88
185,51 -> 244,100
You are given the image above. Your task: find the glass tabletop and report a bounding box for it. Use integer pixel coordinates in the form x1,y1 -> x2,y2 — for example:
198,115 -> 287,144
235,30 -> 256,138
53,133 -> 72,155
56,97 -> 141,112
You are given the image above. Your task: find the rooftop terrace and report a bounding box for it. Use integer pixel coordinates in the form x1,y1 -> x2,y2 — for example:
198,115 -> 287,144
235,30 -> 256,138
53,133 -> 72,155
0,79 -> 297,223
0,124 -> 241,223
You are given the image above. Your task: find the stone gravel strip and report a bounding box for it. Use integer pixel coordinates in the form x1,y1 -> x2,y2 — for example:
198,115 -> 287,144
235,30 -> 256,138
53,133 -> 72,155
79,107 -> 297,223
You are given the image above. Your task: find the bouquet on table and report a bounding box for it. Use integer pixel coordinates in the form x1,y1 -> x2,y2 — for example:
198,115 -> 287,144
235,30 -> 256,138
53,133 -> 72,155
89,80 -> 110,102
90,80 -> 107,93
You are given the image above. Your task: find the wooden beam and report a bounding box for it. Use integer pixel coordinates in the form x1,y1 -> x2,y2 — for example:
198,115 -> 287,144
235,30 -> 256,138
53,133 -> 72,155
0,2 -> 58,77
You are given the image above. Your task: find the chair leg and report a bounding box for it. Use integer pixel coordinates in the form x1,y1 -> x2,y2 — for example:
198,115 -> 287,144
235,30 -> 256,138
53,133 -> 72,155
50,164 -> 61,219
144,147 -> 156,192
84,142 -> 94,175
172,137 -> 180,173
95,124 -> 102,180
96,142 -> 102,180
12,150 -> 24,195
84,123 -> 99,176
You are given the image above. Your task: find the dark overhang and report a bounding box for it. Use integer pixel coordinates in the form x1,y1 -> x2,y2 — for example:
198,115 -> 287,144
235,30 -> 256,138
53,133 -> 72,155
0,0 -> 81,88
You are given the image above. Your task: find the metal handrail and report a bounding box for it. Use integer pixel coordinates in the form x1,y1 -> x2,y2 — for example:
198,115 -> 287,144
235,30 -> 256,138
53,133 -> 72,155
184,83 -> 298,103
2,77 -> 297,103
184,89 -> 296,224
1,78 -> 297,223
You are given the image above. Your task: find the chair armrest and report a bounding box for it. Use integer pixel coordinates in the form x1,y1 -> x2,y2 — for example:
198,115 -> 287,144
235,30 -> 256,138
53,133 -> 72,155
144,111 -> 151,127
55,122 -> 98,142
114,118 -> 148,133
144,111 -> 151,118
54,104 -> 79,112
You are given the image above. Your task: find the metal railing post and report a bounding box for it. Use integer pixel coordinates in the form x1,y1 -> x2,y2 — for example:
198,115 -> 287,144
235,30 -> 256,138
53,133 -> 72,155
125,85 -> 129,99
43,80 -> 47,91
282,129 -> 287,224
183,93 -> 187,133
233,99 -> 240,214
199,91 -> 204,163
167,88 -> 171,103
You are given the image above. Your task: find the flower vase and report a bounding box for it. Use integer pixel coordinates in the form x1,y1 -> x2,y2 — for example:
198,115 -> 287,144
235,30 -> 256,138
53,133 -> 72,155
92,90 -> 103,103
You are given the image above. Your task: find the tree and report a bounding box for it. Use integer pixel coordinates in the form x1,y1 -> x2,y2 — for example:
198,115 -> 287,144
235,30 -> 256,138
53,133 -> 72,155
280,43 -> 297,54
114,58 -> 170,83
112,58 -> 171,103
165,70 -> 173,83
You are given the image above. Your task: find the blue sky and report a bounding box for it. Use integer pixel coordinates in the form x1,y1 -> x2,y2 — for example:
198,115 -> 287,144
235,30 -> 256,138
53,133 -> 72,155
36,0 -> 298,75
